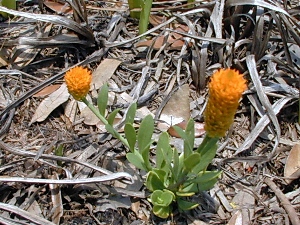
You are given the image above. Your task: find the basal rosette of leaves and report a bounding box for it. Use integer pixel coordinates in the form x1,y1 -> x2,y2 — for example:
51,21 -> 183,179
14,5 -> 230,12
65,67 -> 247,219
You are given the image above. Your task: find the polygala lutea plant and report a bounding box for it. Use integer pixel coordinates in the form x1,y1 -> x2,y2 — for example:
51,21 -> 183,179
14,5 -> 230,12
65,67 -> 247,218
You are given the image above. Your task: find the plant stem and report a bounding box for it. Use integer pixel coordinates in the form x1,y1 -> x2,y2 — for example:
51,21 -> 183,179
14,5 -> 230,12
82,97 -> 130,149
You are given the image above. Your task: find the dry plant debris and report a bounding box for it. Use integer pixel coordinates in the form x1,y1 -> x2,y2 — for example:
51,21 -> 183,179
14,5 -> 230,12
0,0 -> 299,224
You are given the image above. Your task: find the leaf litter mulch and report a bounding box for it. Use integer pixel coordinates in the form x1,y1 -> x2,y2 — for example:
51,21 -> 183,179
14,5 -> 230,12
0,0 -> 299,224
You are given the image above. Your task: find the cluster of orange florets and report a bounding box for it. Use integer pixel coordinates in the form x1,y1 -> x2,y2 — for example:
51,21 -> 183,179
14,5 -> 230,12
64,66 -> 91,101
204,68 -> 247,138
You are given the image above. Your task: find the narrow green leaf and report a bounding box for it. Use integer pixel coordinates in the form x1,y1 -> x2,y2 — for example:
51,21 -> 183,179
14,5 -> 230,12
139,0 -> 153,35
0,0 -> 16,18
105,124 -> 119,139
184,119 -> 195,157
183,152 -> 201,172
97,83 -> 109,117
177,198 -> 199,211
152,168 -> 168,186
107,108 -> 121,125
197,135 -> 218,155
128,0 -> 141,18
193,143 -> 217,174
190,171 -> 222,184
172,121 -> 194,158
146,171 -> 165,192
197,177 -> 218,191
156,132 -> 171,169
126,152 -> 147,171
172,148 -> 180,181
125,103 -> 137,125
137,115 -> 154,153
124,123 -> 136,152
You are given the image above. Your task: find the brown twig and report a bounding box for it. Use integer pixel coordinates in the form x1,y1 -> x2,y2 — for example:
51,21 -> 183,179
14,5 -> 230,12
264,177 -> 300,225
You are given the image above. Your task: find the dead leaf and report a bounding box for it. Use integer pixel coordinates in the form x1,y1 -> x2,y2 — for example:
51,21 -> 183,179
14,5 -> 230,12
64,99 -> 77,125
168,121 -> 205,138
0,47 -> 10,67
231,190 -> 255,225
94,195 -> 131,212
81,106 -> 100,126
227,210 -> 243,225
33,84 -> 61,97
30,83 -> 70,124
158,84 -> 190,131
90,58 -> 122,91
49,173 -> 63,225
44,0 -> 73,14
284,143 -> 300,183
0,89 -> 8,109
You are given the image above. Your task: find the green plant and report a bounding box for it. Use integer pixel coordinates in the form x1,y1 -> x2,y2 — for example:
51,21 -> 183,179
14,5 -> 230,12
0,0 -> 16,18
128,0 -> 153,35
65,67 -> 247,218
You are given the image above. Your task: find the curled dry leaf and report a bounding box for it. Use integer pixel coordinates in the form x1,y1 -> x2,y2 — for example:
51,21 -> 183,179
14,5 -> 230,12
284,143 -> 300,183
30,84 -> 70,124
91,58 -> 122,91
33,84 -> 61,98
168,121 -> 205,138
44,0 -> 73,14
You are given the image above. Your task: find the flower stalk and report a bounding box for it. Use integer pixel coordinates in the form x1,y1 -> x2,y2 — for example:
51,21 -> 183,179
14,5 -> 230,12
81,97 -> 130,149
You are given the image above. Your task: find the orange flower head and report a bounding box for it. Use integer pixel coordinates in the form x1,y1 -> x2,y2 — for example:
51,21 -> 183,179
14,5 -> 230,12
204,68 -> 247,138
65,66 -> 92,100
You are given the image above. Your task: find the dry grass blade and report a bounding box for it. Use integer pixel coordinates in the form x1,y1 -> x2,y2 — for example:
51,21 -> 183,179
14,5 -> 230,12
0,140 -> 133,183
12,34 -> 94,48
246,55 -> 281,158
49,173 -> 63,224
226,0 -> 289,16
235,96 -> 293,155
0,6 -> 94,41
0,173 -> 133,184
0,202 -> 56,225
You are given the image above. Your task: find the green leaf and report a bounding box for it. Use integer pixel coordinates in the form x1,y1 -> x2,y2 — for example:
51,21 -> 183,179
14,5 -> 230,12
105,124 -> 119,139
137,115 -> 154,170
153,205 -> 170,219
107,108 -> 121,126
190,171 -> 222,184
197,135 -> 218,156
183,119 -> 195,157
146,171 -> 165,192
193,143 -> 217,174
172,148 -> 180,181
197,177 -> 218,191
97,83 -> 109,117
124,123 -> 136,152
125,103 -> 137,125
183,152 -> 201,172
54,144 -> 64,166
138,0 -> 153,35
179,182 -> 198,193
173,119 -> 195,158
150,190 -> 175,206
152,168 -> 168,186
137,115 -> 154,152
0,0 -> 16,18
156,132 -> 172,170
175,191 -> 195,197
177,198 -> 199,211
126,152 -> 147,171
128,0 -> 141,18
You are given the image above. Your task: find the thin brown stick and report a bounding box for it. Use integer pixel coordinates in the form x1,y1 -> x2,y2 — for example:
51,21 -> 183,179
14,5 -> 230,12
264,177 -> 300,225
